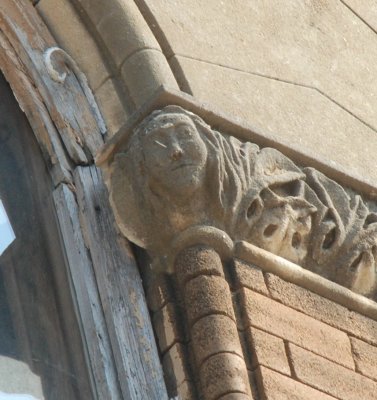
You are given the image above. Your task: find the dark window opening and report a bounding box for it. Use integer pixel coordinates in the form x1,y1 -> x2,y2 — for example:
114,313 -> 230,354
0,73 -> 92,399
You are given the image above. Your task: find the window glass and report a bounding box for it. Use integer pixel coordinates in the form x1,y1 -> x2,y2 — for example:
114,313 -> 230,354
0,200 -> 15,256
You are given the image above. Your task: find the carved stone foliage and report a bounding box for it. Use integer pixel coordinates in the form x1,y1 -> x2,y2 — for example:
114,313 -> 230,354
100,106 -> 377,298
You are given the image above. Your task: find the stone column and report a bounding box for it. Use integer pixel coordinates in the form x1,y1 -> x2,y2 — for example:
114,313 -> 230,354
174,246 -> 252,400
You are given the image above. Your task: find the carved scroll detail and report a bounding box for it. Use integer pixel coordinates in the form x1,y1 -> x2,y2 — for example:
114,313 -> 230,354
99,106 -> 377,298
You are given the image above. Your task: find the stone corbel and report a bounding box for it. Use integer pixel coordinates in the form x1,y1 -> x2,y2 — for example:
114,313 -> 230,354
97,104 -> 377,299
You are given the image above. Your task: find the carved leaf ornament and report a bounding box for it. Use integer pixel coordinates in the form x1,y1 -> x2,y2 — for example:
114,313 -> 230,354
98,106 -> 377,298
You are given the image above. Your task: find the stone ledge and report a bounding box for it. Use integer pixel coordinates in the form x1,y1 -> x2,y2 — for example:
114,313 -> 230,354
235,241 -> 377,322
97,86 -> 377,199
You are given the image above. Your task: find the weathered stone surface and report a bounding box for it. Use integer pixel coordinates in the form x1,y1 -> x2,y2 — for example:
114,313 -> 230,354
247,327 -> 290,376
265,272 -> 377,345
232,259 -> 269,295
99,106 -> 377,297
162,343 -> 191,392
140,0 -> 377,132
175,246 -> 224,288
339,0 -> 377,33
120,49 -> 179,107
218,394 -> 252,400
94,78 -> 128,136
200,353 -> 251,400
171,55 -> 377,191
146,274 -> 174,312
288,343 -> 377,400
351,337 -> 377,381
95,0 -> 160,68
175,380 -> 196,400
184,275 -> 235,326
241,288 -> 354,369
191,314 -> 242,367
256,366 -> 337,400
153,302 -> 183,354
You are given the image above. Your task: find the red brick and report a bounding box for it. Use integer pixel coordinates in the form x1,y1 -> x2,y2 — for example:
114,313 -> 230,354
247,327 -> 290,376
241,288 -> 354,369
351,337 -> 377,381
256,366 -> 337,400
288,343 -> 377,400
265,273 -> 377,345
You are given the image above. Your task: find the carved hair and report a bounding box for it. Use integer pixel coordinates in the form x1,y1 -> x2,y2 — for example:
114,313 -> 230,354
108,106 -> 377,297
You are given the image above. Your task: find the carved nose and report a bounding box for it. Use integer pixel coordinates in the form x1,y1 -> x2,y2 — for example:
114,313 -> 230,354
171,148 -> 183,161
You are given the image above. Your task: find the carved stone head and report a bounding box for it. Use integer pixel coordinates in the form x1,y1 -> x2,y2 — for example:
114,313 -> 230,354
98,105 -> 377,298
139,111 -> 208,199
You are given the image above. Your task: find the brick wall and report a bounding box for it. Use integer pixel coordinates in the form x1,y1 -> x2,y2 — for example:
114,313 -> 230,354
234,258 -> 377,400
145,248 -> 377,400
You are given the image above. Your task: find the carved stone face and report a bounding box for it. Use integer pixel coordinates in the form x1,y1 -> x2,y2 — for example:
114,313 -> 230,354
141,114 -> 208,198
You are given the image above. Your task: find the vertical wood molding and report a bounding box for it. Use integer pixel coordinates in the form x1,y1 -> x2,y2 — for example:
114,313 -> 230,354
74,166 -> 168,400
54,183 -> 123,400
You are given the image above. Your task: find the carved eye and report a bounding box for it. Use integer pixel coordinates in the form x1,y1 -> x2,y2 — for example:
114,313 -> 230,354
239,148 -> 246,158
264,224 -> 278,237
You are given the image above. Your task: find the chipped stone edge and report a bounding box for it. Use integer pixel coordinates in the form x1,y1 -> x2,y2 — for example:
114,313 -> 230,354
235,241 -> 377,321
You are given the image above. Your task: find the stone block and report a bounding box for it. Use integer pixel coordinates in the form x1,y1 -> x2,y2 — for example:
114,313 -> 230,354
265,272 -> 377,345
340,0 -> 377,33
170,55 -> 377,191
94,78 -> 128,137
142,0 -> 377,142
120,49 -> 178,108
184,275 -> 235,326
37,0 -> 109,90
176,379 -> 196,400
162,343 -> 191,392
74,0 -> 108,26
95,0 -> 160,67
247,326 -> 290,376
351,337 -> 377,381
288,343 -> 377,400
200,353 -> 250,400
241,288 -> 354,369
191,314 -> 242,367
153,302 -> 183,354
175,246 -> 224,288
146,273 -> 174,312
232,258 -> 269,295
256,366 -> 337,400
